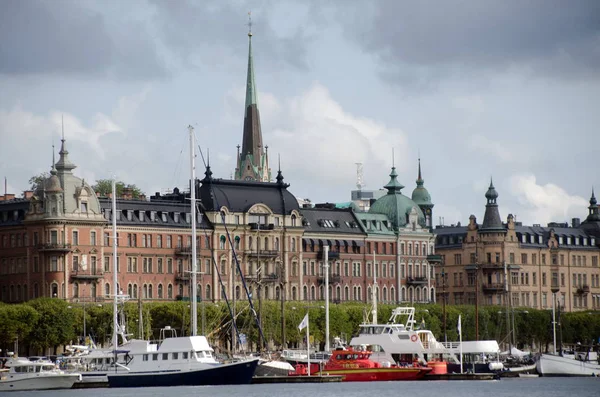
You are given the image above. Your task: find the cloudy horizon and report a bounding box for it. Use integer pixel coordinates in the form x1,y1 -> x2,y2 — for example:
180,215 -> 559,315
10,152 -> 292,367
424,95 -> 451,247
1,0 -> 598,227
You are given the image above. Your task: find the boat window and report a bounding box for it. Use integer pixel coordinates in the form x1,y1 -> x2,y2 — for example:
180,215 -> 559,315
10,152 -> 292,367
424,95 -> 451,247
162,353 -> 169,360
143,354 -> 148,361
183,352 -> 188,359
36,365 -> 42,373
398,334 -> 410,340
43,365 -> 55,371
152,354 -> 159,361
335,354 -> 342,360
172,353 -> 178,360
205,352 -> 212,358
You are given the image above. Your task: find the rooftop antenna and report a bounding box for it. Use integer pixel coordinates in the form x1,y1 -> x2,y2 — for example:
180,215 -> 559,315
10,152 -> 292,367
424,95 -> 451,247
355,163 -> 365,191
247,11 -> 252,36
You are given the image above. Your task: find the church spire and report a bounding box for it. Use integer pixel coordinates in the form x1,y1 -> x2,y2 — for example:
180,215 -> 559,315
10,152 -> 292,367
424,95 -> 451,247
235,12 -> 270,182
55,114 -> 76,174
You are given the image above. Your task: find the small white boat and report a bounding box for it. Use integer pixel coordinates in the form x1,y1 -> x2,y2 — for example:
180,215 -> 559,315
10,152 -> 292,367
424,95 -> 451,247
0,358 -> 81,392
537,353 -> 600,376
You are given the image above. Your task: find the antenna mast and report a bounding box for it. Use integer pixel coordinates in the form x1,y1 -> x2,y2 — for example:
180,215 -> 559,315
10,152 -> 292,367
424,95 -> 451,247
355,163 -> 365,191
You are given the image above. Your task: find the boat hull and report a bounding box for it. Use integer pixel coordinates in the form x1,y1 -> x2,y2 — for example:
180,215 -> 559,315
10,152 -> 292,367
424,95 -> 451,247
537,354 -> 600,377
0,374 -> 81,392
107,358 -> 259,388
312,367 -> 430,382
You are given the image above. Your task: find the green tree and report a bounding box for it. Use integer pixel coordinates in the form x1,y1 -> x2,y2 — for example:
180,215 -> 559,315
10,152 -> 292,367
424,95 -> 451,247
0,304 -> 39,352
28,172 -> 49,191
25,298 -> 76,354
92,179 -> 144,198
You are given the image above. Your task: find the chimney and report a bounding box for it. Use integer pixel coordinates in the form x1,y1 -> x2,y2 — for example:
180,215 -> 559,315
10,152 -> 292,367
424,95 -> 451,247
122,187 -> 133,200
23,190 -> 34,199
4,194 -> 15,201
572,218 -> 581,228
139,194 -> 146,201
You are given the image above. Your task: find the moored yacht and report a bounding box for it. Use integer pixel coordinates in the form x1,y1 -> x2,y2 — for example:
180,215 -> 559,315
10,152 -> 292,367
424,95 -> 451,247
537,348 -> 600,376
350,306 -> 504,373
0,357 -> 81,392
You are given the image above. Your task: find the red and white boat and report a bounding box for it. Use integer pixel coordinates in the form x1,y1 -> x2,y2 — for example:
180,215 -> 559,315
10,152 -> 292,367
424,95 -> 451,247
289,346 -> 431,381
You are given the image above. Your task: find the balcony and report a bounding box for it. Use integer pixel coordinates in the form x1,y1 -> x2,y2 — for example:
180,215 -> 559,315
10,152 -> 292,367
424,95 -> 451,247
426,254 -> 442,264
175,246 -> 193,256
71,269 -> 104,281
318,273 -> 341,285
576,285 -> 590,295
248,223 -> 275,231
245,273 -> 280,282
246,250 -> 279,258
175,272 -> 190,282
482,283 -> 506,294
406,277 -> 428,285
317,250 -> 340,260
38,243 -> 72,252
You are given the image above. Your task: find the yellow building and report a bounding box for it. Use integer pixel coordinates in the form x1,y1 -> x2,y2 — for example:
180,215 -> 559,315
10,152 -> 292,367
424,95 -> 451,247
435,181 -> 600,312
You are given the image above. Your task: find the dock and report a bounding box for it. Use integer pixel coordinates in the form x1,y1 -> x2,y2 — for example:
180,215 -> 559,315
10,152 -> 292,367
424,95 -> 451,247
252,375 -> 343,384
424,373 -> 499,381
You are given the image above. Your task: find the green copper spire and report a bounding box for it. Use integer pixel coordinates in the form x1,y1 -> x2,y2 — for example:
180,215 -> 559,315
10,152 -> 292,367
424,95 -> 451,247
245,30 -> 258,113
384,167 -> 405,194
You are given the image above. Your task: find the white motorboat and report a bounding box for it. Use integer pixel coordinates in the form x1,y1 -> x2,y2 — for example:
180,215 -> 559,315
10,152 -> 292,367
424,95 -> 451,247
0,358 -> 81,392
349,306 -> 505,373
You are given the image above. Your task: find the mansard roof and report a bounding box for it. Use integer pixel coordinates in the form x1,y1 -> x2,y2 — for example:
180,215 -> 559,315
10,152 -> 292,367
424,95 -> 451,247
0,199 -> 29,226
300,206 -> 365,236
199,177 -> 299,215
99,198 -> 211,229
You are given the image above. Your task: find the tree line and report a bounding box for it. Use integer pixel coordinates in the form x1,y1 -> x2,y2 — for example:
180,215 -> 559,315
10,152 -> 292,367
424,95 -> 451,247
27,174 -> 144,198
1,298 -> 599,356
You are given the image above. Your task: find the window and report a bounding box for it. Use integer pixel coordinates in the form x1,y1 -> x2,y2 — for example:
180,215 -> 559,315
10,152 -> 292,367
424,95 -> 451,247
104,257 -> 110,272
454,254 -> 461,265
167,235 -> 172,248
81,202 -> 88,212
72,231 -> 79,245
521,253 -> 527,264
157,258 -> 163,273
91,231 -> 97,246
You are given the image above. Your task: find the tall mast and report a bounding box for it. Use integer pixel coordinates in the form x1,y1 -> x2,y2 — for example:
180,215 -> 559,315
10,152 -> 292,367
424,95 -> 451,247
324,245 -> 330,352
372,250 -> 378,324
111,178 -> 118,353
189,125 -> 198,336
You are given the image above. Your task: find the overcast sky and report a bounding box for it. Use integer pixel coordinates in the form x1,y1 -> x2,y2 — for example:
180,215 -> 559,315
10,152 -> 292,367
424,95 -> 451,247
1,0 -> 599,227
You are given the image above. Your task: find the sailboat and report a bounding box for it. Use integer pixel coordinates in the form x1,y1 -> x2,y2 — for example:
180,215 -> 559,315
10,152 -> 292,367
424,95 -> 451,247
536,295 -> 600,376
105,126 -> 259,388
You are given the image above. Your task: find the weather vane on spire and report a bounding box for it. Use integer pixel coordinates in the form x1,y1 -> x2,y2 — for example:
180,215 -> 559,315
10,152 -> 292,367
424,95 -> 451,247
247,11 -> 252,36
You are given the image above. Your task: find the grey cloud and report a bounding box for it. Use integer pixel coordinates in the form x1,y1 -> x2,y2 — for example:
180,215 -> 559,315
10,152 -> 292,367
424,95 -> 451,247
148,0 -> 311,72
335,0 -> 600,83
0,0 -> 166,80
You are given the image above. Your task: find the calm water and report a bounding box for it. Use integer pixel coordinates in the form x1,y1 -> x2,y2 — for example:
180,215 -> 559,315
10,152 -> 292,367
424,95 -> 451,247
4,378 -> 598,397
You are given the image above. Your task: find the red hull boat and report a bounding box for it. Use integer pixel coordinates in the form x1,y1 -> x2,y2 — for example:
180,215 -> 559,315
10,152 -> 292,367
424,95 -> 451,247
289,347 -> 431,382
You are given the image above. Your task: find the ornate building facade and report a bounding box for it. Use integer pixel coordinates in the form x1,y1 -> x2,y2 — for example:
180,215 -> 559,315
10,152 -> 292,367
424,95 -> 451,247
435,181 -> 600,312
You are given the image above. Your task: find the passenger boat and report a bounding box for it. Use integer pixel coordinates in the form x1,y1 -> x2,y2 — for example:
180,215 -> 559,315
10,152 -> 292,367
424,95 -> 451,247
536,350 -> 600,377
289,346 -> 431,381
349,306 -> 505,373
0,357 -> 81,392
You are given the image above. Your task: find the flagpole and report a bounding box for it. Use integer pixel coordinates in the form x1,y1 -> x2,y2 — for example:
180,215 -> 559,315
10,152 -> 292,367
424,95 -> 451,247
458,315 -> 463,374
306,314 -> 310,376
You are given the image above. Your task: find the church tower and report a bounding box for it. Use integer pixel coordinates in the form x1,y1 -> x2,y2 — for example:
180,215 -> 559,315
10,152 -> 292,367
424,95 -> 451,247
234,18 -> 271,182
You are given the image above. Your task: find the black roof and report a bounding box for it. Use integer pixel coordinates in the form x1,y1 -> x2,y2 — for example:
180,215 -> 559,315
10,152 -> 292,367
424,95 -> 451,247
0,199 -> 29,226
300,207 -> 365,236
199,177 -> 299,215
99,198 -> 211,229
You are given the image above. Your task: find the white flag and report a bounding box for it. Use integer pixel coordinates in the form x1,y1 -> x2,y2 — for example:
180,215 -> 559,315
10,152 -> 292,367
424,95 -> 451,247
457,315 -> 462,334
298,313 -> 309,331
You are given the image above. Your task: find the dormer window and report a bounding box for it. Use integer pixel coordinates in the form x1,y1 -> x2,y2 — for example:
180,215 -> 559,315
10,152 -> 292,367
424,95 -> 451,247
583,238 -> 587,246
538,235 -> 543,244
174,213 -> 180,223
127,210 -> 133,221
575,237 -> 579,246
81,202 -> 88,212
559,236 -> 563,245
567,237 -> 571,245
592,238 -> 596,246
530,235 -> 534,244
150,211 -> 156,221
139,211 -> 145,222
186,213 -> 191,223
521,234 -> 526,243
161,212 -> 167,223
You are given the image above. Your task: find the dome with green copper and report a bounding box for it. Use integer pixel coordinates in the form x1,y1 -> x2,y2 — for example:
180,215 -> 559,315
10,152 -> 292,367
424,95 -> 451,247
369,166 -> 426,229
411,159 -> 432,206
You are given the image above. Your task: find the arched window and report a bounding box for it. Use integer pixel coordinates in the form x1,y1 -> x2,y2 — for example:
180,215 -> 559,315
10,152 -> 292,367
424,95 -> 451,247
91,283 -> 96,298
168,284 -> 173,299
197,284 -> 202,301
235,285 -> 240,300
234,236 -> 240,250
158,284 -> 163,299
249,236 -> 253,250
33,283 -> 39,298
336,286 -> 341,300
344,286 -> 349,301
206,284 -> 211,301
391,287 -> 396,302
292,286 -> 297,300
319,285 -> 324,300
311,285 -> 316,300
367,287 -> 372,302
303,285 -> 308,300
291,214 -> 297,227
264,237 -> 269,250
128,283 -> 133,298
16,285 -> 21,301
383,287 -> 388,302
291,238 -> 296,252
133,284 -> 138,299
219,235 -> 226,250
148,284 -> 153,299
51,283 -> 58,298
178,284 -> 183,297
143,284 -> 148,299
105,283 -> 110,297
